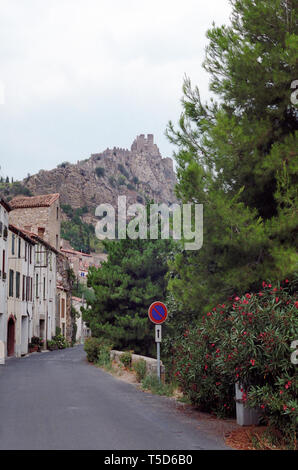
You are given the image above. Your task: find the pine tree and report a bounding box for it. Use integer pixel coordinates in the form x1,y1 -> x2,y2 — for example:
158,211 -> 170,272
166,0 -> 298,315
83,236 -> 173,356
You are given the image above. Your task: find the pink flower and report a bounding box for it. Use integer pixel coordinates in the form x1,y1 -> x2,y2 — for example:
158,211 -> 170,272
283,405 -> 287,411
235,296 -> 240,301
250,359 -> 255,366
275,297 -> 279,303
245,293 -> 251,299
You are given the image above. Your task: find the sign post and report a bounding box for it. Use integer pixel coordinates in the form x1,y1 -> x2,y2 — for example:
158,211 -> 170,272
148,302 -> 168,383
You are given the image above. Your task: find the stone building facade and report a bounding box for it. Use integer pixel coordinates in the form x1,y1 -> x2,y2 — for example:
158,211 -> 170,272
29,233 -> 58,344
9,193 -> 61,250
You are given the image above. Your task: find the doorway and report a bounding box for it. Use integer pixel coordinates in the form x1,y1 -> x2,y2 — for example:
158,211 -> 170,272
7,317 -> 15,357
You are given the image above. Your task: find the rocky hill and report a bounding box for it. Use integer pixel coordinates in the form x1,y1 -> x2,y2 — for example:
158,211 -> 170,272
23,134 -> 176,224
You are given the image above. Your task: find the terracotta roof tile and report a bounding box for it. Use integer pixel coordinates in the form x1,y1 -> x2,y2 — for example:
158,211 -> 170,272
10,193 -> 60,209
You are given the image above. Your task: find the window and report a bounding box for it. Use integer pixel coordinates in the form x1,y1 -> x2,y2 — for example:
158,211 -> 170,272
2,250 -> 5,278
61,298 -> 65,318
18,238 -> 21,259
30,277 -> 33,302
43,277 -> 46,300
36,273 -> 39,298
16,272 -> 20,298
9,270 -> 14,297
22,275 -> 25,301
57,207 -> 59,220
29,245 -> 32,264
12,234 -> 15,255
38,227 -> 45,239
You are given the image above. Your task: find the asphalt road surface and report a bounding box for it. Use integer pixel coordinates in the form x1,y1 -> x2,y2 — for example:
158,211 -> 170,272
0,345 -> 228,450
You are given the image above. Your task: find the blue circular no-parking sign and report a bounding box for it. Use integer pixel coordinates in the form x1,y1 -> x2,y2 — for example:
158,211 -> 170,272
148,302 -> 168,324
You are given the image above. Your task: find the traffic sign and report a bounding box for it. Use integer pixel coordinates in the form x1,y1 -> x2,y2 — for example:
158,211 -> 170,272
148,302 -> 168,324
155,325 -> 162,343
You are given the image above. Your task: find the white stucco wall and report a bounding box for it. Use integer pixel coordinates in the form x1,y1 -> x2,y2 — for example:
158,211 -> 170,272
7,229 -> 35,357
0,203 -> 9,356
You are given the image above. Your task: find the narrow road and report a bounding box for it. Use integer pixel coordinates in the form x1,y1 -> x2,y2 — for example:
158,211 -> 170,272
0,346 -> 228,450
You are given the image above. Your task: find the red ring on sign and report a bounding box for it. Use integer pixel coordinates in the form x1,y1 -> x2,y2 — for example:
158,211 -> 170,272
148,302 -> 168,324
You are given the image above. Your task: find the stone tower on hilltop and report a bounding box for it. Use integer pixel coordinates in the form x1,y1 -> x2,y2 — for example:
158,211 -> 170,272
131,134 -> 161,157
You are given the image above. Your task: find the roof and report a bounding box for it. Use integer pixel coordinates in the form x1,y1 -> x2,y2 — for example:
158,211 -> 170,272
9,224 -> 36,245
61,248 -> 92,257
29,232 -> 59,255
10,193 -> 60,209
0,198 -> 11,212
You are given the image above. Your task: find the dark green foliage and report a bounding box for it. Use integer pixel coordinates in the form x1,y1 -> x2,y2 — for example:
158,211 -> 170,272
0,181 -> 32,200
166,0 -> 298,317
120,351 -> 132,368
61,205 -> 103,253
72,281 -> 96,304
82,233 -> 173,357
95,167 -> 105,177
84,336 -> 112,363
118,163 -> 130,179
133,359 -> 147,382
57,161 -> 70,168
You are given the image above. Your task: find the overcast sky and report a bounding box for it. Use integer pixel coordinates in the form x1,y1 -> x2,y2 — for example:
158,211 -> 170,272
0,0 -> 231,181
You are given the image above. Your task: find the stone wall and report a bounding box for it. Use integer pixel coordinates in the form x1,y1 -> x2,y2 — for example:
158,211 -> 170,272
9,200 -> 60,250
110,350 -> 165,379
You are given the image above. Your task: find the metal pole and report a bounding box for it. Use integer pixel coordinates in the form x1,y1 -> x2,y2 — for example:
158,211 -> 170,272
157,341 -> 161,383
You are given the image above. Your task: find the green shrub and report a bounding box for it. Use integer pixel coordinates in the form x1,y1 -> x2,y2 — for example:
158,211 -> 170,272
95,167 -> 105,177
120,351 -> 132,369
97,344 -> 112,368
118,164 -> 129,179
47,340 -> 58,351
133,359 -> 147,382
141,374 -> 175,397
84,337 -> 102,362
52,334 -> 68,349
84,337 -> 112,363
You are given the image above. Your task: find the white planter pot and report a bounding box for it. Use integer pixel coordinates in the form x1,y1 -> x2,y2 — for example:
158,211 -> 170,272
235,383 -> 262,426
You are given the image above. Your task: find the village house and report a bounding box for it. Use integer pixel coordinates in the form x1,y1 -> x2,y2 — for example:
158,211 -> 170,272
29,232 -> 58,345
0,199 -> 11,362
72,296 -> 91,343
9,193 -> 61,250
56,283 -> 69,338
9,193 -> 74,345
7,225 -> 36,357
